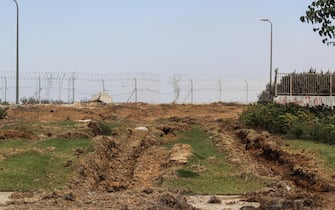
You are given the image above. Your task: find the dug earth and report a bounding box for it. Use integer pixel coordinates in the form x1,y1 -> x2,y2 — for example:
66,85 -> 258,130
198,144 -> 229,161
0,102 -> 333,209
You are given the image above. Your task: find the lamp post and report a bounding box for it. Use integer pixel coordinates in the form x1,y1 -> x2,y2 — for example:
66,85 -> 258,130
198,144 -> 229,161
261,18 -> 273,86
11,0 -> 19,104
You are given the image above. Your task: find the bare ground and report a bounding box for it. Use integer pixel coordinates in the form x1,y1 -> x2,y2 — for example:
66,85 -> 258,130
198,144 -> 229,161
0,102 -> 334,209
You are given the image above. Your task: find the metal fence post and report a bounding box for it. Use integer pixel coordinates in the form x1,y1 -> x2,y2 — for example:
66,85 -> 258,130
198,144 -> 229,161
218,79 -> 222,102
38,76 -> 41,103
4,77 -> 7,103
274,69 -> 278,97
135,78 -> 138,102
330,73 -> 333,96
290,74 -> 293,96
190,79 -> 193,104
67,77 -> 71,103
245,80 -> 249,103
101,79 -> 106,92
72,76 -> 75,103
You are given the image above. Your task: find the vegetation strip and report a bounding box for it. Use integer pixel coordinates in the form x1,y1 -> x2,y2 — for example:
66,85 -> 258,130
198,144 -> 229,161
162,127 -> 266,195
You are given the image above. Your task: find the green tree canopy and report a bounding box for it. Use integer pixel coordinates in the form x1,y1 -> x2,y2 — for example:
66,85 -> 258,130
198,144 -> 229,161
300,0 -> 335,45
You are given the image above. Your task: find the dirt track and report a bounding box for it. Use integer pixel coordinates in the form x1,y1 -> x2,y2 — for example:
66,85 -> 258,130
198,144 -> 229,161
0,103 -> 334,209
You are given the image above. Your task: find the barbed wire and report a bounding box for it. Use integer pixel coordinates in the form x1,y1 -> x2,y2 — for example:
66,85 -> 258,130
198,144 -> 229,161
0,71 -> 267,103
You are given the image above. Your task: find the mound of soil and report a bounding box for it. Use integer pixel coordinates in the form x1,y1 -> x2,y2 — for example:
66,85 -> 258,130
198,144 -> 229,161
78,132 -> 169,192
0,130 -> 37,140
1,103 -> 334,209
236,129 -> 334,209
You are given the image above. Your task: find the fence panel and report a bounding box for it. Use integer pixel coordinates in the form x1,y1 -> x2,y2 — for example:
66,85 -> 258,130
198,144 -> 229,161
276,72 -> 333,96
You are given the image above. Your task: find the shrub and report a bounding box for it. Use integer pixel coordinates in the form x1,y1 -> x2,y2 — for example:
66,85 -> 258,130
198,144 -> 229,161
258,83 -> 275,103
240,103 -> 335,144
0,107 -> 8,119
99,121 -> 112,136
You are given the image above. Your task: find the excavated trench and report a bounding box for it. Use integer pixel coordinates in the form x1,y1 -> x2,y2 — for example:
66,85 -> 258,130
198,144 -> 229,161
236,129 -> 334,209
78,130 -> 170,192
1,103 -> 335,209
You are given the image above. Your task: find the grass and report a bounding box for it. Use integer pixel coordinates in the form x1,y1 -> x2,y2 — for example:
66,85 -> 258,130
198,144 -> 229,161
46,120 -> 77,127
162,127 -> 266,194
36,138 -> 89,153
98,120 -> 128,136
285,139 -> 335,171
0,138 -> 90,191
176,169 -> 199,178
0,139 -> 31,150
99,121 -> 113,136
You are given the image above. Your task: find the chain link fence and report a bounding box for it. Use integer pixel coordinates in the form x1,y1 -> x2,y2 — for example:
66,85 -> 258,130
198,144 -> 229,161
0,71 -> 267,104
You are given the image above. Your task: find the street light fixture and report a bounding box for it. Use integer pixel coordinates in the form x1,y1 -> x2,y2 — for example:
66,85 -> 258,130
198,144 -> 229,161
261,18 -> 273,86
11,0 -> 19,104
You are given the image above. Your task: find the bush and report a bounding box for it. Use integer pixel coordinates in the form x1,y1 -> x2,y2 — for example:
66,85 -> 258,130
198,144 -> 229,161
99,121 -> 112,136
20,97 -> 65,105
0,108 -> 8,119
258,83 -> 275,103
240,103 -> 335,144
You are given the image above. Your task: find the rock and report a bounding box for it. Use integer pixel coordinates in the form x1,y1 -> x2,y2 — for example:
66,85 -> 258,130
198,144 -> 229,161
135,127 -> 149,131
75,148 -> 85,154
88,122 -> 103,136
143,188 -> 154,194
207,195 -> 221,204
63,160 -> 73,167
78,119 -> 92,123
169,144 -> 192,164
63,192 -> 75,201
47,147 -> 56,152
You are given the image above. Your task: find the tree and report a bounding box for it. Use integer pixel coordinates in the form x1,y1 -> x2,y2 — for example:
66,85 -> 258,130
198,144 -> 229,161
258,83 -> 275,103
300,0 -> 335,45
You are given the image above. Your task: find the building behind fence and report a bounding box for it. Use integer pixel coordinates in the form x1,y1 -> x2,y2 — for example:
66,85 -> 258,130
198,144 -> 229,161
0,71 -> 267,104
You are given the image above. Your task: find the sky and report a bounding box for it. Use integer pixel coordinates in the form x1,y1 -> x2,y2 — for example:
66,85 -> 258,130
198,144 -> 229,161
1,0 -> 334,75
0,1 -> 334,103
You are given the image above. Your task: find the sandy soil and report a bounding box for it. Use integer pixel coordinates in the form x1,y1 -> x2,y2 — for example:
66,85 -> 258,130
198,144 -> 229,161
0,102 -> 334,209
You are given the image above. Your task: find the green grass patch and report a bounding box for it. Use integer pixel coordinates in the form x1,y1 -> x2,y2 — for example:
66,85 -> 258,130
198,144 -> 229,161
0,151 -> 72,191
162,127 -> 266,194
166,173 -> 264,195
98,120 -> 127,136
45,120 -> 77,128
176,169 -> 199,178
285,139 -> 335,171
35,138 -> 89,153
99,121 -> 112,136
0,138 -> 90,191
0,139 -> 31,150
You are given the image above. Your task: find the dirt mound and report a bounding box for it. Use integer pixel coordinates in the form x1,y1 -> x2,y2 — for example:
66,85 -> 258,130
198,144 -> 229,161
2,103 -> 335,209
57,132 -> 90,139
78,136 -> 121,191
0,129 -> 37,140
147,193 -> 197,210
155,122 -> 192,137
78,132 -> 169,192
236,129 -> 334,208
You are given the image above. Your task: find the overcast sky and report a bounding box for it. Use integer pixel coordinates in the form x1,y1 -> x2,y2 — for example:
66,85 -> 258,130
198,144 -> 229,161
0,0 -> 334,79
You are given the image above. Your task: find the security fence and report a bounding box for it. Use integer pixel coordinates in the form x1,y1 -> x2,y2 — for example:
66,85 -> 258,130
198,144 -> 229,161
0,71 -> 267,104
275,72 -> 335,96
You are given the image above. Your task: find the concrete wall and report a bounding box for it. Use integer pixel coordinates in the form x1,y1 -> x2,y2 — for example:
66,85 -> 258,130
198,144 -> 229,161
274,95 -> 335,107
